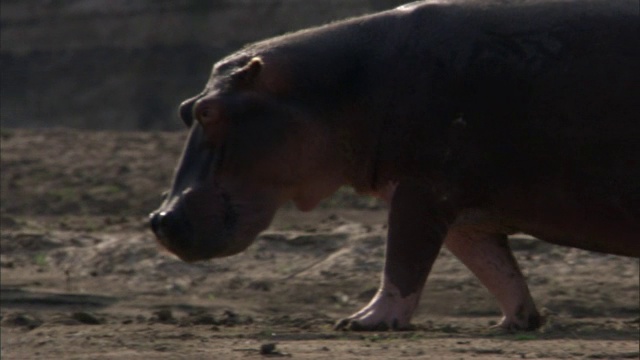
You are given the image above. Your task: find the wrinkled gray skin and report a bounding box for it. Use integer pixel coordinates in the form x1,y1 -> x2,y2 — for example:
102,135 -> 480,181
151,0 -> 639,332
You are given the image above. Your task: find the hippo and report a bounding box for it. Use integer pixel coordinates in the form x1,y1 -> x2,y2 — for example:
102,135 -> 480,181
150,0 -> 639,331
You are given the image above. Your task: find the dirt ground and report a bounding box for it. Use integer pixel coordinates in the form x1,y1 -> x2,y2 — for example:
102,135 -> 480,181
1,128 -> 638,360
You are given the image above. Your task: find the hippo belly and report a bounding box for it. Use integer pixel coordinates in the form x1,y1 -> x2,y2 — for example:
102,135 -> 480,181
455,192 -> 640,257
509,199 -> 639,257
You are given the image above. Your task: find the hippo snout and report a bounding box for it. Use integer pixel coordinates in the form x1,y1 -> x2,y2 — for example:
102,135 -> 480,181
149,207 -> 201,262
149,199 -> 234,262
149,186 -> 250,261
149,120 -> 280,262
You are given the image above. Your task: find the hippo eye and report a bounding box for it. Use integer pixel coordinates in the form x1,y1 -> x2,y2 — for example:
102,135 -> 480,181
197,106 -> 220,127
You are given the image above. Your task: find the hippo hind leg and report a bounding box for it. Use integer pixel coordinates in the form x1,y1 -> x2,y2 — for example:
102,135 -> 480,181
445,229 -> 543,331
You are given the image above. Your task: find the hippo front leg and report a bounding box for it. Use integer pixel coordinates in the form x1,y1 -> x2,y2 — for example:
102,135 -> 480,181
336,182 -> 449,330
445,229 -> 543,331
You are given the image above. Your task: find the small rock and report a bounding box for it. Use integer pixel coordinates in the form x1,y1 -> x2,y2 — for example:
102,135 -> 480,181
184,313 -> 217,326
72,311 -> 102,325
153,309 -> 174,323
218,310 -> 253,326
2,313 -> 43,330
260,343 -> 277,355
248,280 -> 271,292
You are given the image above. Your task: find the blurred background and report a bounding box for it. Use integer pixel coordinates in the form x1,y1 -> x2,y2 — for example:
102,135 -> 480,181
1,0 -> 408,131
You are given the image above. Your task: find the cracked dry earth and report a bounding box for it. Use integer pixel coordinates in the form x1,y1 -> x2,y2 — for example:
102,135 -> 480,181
1,129 -> 638,359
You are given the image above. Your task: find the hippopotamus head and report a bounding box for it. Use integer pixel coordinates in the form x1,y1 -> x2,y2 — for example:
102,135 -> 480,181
149,56 -> 347,262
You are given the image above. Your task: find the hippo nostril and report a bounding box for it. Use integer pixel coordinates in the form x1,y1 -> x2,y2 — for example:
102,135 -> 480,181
149,208 -> 198,260
150,211 -> 163,235
150,209 -> 190,242
150,210 -> 177,237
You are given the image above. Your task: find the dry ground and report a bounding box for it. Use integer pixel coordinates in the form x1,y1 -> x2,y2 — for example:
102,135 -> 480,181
1,129 -> 638,359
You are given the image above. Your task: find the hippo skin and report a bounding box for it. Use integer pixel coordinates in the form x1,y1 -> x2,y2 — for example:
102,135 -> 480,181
150,0 -> 639,331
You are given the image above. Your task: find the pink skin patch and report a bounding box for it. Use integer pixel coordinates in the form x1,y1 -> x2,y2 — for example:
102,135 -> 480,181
336,277 -> 421,330
444,225 -> 542,331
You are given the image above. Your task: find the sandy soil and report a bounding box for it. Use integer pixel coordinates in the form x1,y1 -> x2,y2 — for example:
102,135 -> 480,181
1,129 -> 638,359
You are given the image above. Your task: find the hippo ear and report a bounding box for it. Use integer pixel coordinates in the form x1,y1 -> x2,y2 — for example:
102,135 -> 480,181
231,57 -> 264,87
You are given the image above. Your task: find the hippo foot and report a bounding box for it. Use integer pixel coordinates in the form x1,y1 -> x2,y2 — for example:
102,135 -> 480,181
334,282 -> 420,331
491,312 -> 546,332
